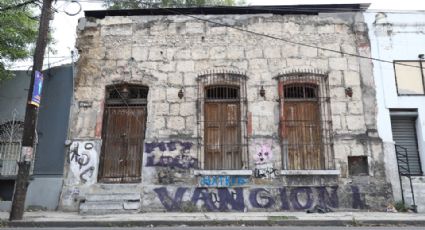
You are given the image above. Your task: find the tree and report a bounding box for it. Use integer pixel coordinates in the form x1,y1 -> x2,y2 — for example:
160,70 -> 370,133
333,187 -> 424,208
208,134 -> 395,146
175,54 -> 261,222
0,0 -> 39,81
104,0 -> 245,10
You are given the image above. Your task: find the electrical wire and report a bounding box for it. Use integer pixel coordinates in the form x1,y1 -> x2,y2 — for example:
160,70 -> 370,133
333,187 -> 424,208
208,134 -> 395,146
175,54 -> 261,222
157,7 -> 425,70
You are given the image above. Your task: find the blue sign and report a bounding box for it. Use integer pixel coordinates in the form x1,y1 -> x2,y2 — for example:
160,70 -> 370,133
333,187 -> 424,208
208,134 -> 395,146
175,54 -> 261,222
30,71 -> 43,107
198,175 -> 249,187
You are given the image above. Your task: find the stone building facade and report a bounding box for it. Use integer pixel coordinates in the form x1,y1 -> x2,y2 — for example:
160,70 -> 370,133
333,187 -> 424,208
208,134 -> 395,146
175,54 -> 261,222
59,5 -> 392,213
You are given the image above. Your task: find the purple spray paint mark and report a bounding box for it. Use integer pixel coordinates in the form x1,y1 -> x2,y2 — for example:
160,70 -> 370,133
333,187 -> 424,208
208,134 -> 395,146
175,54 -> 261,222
154,187 -> 187,211
217,188 -> 245,211
191,188 -> 217,211
317,186 -> 339,208
249,188 -> 275,209
290,187 -> 313,210
279,188 -> 290,210
351,186 -> 365,209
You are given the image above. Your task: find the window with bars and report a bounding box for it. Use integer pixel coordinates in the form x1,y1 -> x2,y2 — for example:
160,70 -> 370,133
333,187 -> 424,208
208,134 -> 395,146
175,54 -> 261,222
197,73 -> 248,170
277,73 -> 334,170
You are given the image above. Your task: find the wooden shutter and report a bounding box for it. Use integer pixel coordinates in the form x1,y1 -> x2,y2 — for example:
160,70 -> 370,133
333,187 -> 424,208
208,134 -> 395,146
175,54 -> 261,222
284,101 -> 323,170
99,106 -> 146,183
204,102 -> 241,170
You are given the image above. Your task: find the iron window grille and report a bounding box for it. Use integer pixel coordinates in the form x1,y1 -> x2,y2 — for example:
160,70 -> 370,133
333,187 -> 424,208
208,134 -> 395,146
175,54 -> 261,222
197,72 -> 248,170
276,72 -> 334,170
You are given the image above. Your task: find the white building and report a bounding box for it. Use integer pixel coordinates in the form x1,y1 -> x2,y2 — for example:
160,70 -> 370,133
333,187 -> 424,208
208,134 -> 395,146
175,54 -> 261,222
366,11 -> 425,212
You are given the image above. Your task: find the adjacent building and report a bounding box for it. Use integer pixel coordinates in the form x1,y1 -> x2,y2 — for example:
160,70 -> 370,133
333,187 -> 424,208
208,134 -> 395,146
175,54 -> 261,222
59,4 -> 393,213
366,11 -> 425,212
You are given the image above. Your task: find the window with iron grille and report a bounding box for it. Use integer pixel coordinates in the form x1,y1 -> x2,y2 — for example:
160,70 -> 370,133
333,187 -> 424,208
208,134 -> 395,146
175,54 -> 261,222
277,73 -> 334,170
197,73 -> 248,170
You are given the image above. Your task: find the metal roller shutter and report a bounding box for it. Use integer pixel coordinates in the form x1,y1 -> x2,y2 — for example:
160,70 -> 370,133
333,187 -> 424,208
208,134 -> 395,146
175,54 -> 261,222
391,116 -> 423,175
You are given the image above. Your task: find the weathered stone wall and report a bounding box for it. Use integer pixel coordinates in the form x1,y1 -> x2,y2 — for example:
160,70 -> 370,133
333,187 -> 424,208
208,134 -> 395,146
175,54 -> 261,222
59,12 -> 392,212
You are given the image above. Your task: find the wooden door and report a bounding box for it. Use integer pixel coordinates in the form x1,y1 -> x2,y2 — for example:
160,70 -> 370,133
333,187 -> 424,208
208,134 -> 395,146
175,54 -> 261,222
205,102 -> 241,169
99,106 -> 146,183
284,101 -> 323,170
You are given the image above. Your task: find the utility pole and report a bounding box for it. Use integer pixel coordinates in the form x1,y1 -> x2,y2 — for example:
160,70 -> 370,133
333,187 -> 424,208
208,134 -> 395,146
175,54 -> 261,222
10,0 -> 53,221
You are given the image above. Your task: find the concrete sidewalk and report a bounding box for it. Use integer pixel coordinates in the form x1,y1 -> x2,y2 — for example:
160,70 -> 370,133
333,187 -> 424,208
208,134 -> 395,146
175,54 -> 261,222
1,211 -> 425,227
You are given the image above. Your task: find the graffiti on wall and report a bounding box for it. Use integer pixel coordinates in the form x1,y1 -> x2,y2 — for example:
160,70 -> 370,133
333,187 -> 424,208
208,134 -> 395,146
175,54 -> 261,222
145,141 -> 198,169
253,143 -> 277,179
69,141 -> 98,184
198,175 -> 249,187
153,186 -> 363,212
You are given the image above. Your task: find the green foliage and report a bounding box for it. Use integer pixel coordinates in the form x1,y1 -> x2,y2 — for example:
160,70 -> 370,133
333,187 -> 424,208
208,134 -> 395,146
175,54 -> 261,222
394,201 -> 409,212
104,0 -> 246,10
0,0 -> 38,81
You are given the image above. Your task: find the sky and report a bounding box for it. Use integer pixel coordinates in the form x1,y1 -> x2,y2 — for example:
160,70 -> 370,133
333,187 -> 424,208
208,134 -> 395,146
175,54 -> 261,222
9,0 -> 425,70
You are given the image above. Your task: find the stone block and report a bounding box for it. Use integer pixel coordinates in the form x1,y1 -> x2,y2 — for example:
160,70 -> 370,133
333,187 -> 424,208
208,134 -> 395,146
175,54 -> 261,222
185,22 -> 204,34
348,101 -> 363,115
174,49 -> 191,60
299,46 -> 318,57
249,59 -> 268,70
206,26 -> 227,35
346,115 -> 366,131
132,46 -> 149,61
227,46 -> 245,59
329,58 -> 347,71
191,48 -> 209,60
180,102 -> 195,116
318,25 -> 335,34
332,115 -> 342,130
281,44 -> 298,57
318,44 -> 341,57
176,61 -> 195,72
245,47 -> 263,59
106,45 -> 131,60
331,102 -> 347,115
209,46 -> 227,59
264,47 -> 281,59
155,103 -> 169,115
286,58 -> 307,66
159,61 -> 176,73
167,116 -> 185,130
169,103 -> 179,115
166,87 -> 180,102
168,72 -> 183,85
148,48 -> 165,61
344,71 -> 361,86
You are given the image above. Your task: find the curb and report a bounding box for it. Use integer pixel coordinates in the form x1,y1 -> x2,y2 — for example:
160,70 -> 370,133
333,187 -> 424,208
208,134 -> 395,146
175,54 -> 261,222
4,219 -> 425,227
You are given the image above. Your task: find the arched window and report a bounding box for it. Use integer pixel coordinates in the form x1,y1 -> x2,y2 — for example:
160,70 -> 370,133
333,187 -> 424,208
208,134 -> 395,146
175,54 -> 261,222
277,73 -> 333,170
197,72 -> 248,170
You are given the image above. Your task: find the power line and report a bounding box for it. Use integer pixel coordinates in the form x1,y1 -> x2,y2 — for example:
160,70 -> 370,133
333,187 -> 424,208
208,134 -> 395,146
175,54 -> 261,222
157,7 -> 424,70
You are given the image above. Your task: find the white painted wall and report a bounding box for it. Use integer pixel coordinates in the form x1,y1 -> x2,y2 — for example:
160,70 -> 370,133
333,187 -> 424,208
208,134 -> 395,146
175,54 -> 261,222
366,11 -> 425,209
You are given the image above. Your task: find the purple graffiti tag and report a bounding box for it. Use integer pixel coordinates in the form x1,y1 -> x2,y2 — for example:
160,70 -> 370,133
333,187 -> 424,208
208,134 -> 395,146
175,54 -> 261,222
146,155 -> 198,169
290,187 -> 313,210
279,188 -> 290,210
179,141 -> 193,151
249,188 -> 275,209
166,142 -> 177,151
191,188 -> 217,211
217,188 -> 245,211
154,187 -> 188,211
316,186 -> 339,208
351,186 -> 365,209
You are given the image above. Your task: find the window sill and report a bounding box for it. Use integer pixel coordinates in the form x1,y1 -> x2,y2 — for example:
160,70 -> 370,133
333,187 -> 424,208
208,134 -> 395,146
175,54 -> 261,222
193,170 -> 252,176
280,170 -> 340,175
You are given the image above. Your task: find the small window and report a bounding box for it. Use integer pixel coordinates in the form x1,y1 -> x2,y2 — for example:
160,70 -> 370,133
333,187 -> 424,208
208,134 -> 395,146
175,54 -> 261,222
284,84 -> 317,99
394,61 -> 425,95
206,86 -> 239,100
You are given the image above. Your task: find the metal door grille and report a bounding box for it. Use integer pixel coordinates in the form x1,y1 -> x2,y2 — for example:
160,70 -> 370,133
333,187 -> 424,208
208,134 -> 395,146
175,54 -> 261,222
277,73 -> 334,170
197,72 -> 248,170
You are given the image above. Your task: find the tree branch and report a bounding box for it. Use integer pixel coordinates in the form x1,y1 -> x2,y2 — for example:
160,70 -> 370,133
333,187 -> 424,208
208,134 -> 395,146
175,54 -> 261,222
0,0 -> 39,12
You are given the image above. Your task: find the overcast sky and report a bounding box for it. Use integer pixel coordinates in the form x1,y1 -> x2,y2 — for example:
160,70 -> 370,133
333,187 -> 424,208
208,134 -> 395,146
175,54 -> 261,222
10,0 -> 425,69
